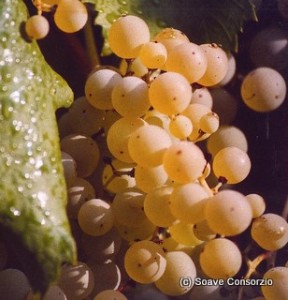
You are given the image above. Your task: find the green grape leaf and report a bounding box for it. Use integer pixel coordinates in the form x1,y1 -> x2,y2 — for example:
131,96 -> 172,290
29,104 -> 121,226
85,0 -> 257,55
0,0 -> 76,295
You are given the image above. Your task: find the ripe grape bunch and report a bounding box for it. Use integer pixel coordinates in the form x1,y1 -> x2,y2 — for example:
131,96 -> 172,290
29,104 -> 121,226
4,4 -> 288,300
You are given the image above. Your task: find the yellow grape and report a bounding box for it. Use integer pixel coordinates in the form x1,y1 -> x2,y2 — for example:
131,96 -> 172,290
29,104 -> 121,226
78,199 -> 114,237
124,240 -> 167,284
153,27 -> 190,53
169,222 -> 203,246
112,188 -> 147,228
119,57 -> 148,78
246,193 -> 266,218
169,115 -> 193,139
106,117 -> 146,163
207,125 -> 248,156
149,72 -> 192,115
169,182 -> 209,224
251,213 -> 288,251
54,0 -> 88,33
162,141 -> 206,184
199,238 -> 242,279
190,87 -> 213,108
155,251 -> 196,296
199,112 -> 220,134
205,190 -> 253,236
144,185 -> 176,227
212,146 -> 251,184
193,220 -> 216,241
161,237 -> 194,256
241,67 -> 286,112
138,41 -> 167,69
25,15 -> 49,40
165,42 -> 208,83
111,76 -> 150,118
128,124 -> 172,167
197,43 -> 229,86
108,15 -> 150,58
261,267 -> 288,300
94,290 -> 127,300
85,69 -> 122,110
134,164 -> 169,193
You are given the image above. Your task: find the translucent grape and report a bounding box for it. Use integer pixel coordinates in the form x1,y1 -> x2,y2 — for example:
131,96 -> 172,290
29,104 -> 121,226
94,290 -> 127,300
108,15 -> 150,58
153,28 -> 190,53
25,15 -> 49,40
58,262 -> 94,300
155,251 -> 196,296
78,199 -> 114,236
112,76 -> 150,118
251,213 -> 288,251
212,146 -> 251,184
60,134 -> 100,178
169,222 -> 203,246
190,87 -> 213,108
199,112 -> 220,134
162,141 -> 206,184
165,42 -> 207,83
128,124 -> 172,167
246,193 -> 266,218
124,240 -> 167,284
134,164 -> 169,193
115,218 -> 156,242
218,53 -> 236,86
262,266 -> 288,300
106,117 -> 146,163
138,41 -> 167,69
169,182 -> 209,224
182,103 -> 211,141
148,71 -> 192,115
119,57 -> 148,78
199,238 -> 242,279
54,0 -> 88,33
85,69 -> 122,110
197,44 -> 229,86
193,220 -> 216,241
205,190 -> 253,236
241,67 -> 286,112
144,185 -> 176,227
112,188 -> 147,227
207,125 -> 248,156
169,115 -> 193,139
67,177 -> 95,219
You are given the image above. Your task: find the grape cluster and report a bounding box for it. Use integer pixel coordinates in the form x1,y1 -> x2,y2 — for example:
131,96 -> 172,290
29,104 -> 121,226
1,7 -> 288,300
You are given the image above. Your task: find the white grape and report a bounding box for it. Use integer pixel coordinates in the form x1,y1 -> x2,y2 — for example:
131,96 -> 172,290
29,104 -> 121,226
25,15 -> 49,40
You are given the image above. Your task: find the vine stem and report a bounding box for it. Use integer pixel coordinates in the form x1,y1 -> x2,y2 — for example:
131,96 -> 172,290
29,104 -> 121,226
83,10 -> 101,70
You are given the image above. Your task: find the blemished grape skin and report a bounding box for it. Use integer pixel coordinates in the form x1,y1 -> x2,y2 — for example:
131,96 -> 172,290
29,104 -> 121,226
108,15 -> 150,58
261,267 -> 288,300
251,213 -> 288,251
241,67 -> 286,112
124,240 -> 167,284
199,238 -> 242,279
